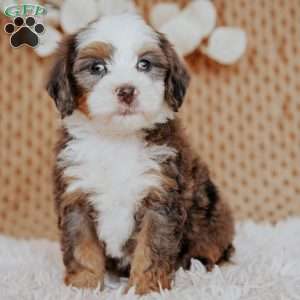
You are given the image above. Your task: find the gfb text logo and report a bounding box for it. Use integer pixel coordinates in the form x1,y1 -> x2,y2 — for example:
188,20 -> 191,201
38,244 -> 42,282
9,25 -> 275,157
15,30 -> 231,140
3,4 -> 47,48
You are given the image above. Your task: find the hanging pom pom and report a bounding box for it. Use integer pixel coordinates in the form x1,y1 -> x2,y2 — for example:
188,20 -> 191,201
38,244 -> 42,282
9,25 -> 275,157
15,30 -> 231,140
149,2 -> 180,30
160,0 -> 216,56
96,0 -> 137,16
35,25 -> 62,57
201,27 -> 247,64
60,0 -> 98,34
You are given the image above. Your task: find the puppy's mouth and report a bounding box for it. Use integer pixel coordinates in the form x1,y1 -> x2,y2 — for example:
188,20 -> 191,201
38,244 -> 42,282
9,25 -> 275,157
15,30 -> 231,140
117,106 -> 139,117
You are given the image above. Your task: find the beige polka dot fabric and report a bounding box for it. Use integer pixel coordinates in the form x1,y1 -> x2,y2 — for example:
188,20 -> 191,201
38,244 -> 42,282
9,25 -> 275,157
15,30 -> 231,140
0,0 -> 299,240
0,17 -> 58,239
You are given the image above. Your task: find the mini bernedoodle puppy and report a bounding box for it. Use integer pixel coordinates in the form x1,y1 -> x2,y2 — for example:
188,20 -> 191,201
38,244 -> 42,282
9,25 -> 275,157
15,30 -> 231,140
47,13 -> 235,295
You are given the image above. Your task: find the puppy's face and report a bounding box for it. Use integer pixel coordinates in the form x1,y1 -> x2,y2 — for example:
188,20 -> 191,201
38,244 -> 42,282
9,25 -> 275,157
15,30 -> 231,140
47,14 -> 190,133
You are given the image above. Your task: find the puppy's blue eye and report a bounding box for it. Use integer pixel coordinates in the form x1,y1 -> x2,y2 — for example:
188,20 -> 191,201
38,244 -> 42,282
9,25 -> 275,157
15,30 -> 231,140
90,62 -> 107,75
137,59 -> 152,72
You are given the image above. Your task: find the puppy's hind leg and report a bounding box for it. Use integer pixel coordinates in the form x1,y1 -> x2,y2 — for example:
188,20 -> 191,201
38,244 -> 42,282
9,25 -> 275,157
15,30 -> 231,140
183,180 -> 235,272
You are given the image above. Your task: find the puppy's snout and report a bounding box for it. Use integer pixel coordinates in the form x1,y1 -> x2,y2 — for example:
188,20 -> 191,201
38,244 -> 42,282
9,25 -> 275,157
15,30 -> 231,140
115,85 -> 137,105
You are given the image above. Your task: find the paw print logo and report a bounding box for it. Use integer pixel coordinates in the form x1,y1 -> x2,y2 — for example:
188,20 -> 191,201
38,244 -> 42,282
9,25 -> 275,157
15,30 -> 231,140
4,16 -> 45,48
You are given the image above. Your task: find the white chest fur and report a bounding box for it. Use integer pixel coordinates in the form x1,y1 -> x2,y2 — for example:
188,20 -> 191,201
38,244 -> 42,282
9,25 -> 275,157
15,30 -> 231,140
60,114 -> 175,258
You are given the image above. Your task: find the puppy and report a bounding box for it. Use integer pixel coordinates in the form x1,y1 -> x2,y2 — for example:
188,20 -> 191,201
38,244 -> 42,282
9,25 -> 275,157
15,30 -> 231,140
47,14 -> 234,295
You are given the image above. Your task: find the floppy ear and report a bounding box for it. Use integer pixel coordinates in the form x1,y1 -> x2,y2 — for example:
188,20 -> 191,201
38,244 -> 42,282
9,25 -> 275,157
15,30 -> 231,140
158,34 -> 190,112
47,35 -> 77,118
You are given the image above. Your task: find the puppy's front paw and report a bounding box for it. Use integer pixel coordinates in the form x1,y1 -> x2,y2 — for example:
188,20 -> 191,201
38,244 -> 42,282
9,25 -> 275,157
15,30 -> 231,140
65,268 -> 103,289
126,267 -> 171,295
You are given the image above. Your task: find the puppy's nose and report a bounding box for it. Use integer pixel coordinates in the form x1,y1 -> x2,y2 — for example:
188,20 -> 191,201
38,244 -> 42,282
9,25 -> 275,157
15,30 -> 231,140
115,85 -> 136,105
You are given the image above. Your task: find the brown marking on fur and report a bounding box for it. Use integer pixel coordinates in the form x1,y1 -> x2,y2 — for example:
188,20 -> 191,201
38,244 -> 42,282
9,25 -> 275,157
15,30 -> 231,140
127,215 -> 172,295
65,239 -> 105,289
77,41 -> 114,61
74,240 -> 104,271
64,266 -> 102,289
77,95 -> 90,116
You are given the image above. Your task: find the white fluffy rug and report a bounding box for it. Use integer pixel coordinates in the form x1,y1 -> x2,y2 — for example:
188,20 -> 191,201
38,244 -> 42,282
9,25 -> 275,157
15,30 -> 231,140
1,219 -> 300,300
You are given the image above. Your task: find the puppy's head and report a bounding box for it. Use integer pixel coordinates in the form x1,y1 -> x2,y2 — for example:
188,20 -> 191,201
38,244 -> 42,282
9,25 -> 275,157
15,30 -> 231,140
47,14 -> 190,133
